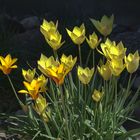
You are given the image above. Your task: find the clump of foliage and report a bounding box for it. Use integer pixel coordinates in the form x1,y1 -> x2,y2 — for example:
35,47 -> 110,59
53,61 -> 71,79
0,15 -> 140,140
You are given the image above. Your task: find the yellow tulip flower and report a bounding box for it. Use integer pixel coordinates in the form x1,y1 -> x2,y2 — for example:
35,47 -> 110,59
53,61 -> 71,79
40,19 -> 58,39
22,68 -> 36,82
46,63 -> 71,85
108,41 -> 126,60
0,54 -> 17,75
92,89 -> 103,102
38,55 -> 72,85
40,19 -> 64,50
38,54 -> 58,76
77,66 -> 94,84
91,15 -> 114,37
34,94 -> 50,122
97,62 -> 112,80
66,23 -> 85,45
45,30 -> 65,50
18,77 -> 47,100
125,50 -> 139,73
100,38 -> 115,59
109,59 -> 125,76
60,54 -> 77,70
100,39 -> 126,60
37,75 -> 48,92
86,32 -> 101,49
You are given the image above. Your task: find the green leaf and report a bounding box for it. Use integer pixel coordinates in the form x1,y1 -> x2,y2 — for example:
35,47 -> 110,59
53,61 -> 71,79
117,128 -> 140,140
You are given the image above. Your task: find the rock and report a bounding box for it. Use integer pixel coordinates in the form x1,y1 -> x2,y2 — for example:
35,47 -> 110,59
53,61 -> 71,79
0,14 -> 25,34
0,132 -> 6,140
15,110 -> 25,115
8,28 -> 49,64
111,28 -> 140,53
133,76 -> 140,89
20,16 -> 40,30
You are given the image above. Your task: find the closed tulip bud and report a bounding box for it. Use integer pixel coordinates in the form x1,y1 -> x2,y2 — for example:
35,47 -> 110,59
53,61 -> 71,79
77,66 -> 94,84
86,32 -> 101,49
91,15 -> 114,37
92,89 -> 103,102
97,62 -> 112,80
125,50 -> 139,73
22,68 -> 36,82
66,23 -> 85,45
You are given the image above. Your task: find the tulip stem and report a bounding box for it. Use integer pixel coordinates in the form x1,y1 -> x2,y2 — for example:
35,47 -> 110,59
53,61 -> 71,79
103,36 -> 107,42
85,49 -> 92,66
7,75 -> 24,107
78,45 -> 82,66
93,50 -> 95,66
53,50 -> 58,60
59,85 -> 71,140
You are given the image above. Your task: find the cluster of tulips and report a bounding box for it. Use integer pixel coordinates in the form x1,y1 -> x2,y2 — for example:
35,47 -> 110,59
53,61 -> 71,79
0,15 -> 140,139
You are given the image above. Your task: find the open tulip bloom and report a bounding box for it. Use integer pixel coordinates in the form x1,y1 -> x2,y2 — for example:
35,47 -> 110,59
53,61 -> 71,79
1,16 -> 140,140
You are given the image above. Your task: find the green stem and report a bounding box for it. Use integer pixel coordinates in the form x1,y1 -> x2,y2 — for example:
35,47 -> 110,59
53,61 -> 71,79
53,50 -> 58,60
78,79 -> 81,104
127,74 -> 132,92
93,50 -> 95,67
49,79 -> 62,121
78,45 -> 82,66
85,49 -> 92,66
103,36 -> 107,42
7,75 -> 24,107
59,85 -> 71,140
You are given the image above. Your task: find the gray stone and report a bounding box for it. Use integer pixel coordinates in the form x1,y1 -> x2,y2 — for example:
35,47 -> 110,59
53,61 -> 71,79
0,132 -> 6,140
111,31 -> 140,53
20,16 -> 40,30
133,76 -> 140,89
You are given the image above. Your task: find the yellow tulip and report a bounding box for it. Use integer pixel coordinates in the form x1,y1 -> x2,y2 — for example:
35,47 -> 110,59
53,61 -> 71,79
38,54 -> 58,76
107,41 -> 126,60
45,30 -> 65,50
100,39 -> 126,60
38,55 -> 72,85
60,54 -> 77,70
34,94 -> 50,122
100,38 -> 115,59
77,66 -> 94,84
40,19 -> 64,50
109,59 -> 125,76
18,77 -> 47,100
92,89 -> 103,102
125,50 -> 139,73
46,63 -> 71,85
91,15 -> 114,36
86,32 -> 101,49
97,62 -> 112,80
22,68 -> 36,82
37,75 -> 48,92
0,54 -> 17,75
66,23 -> 85,45
40,19 -> 58,39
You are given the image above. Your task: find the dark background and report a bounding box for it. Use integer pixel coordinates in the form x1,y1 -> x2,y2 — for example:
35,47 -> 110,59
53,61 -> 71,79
0,0 -> 140,25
